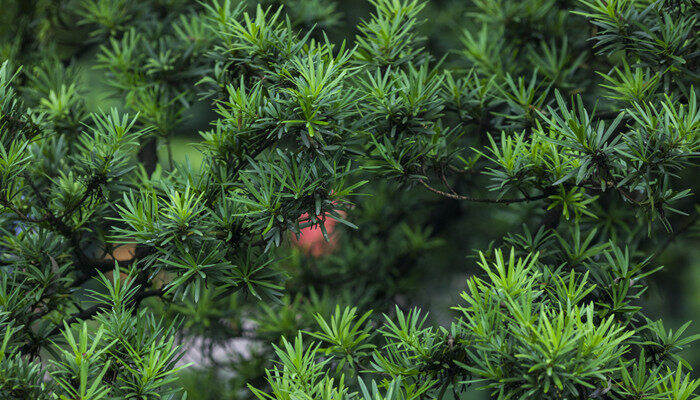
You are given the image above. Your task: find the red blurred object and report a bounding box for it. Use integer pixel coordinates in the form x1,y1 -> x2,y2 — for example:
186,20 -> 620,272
291,213 -> 342,257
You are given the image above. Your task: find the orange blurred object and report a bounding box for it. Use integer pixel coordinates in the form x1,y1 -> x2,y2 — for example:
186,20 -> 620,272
290,213 -> 342,257
106,244 -> 136,261
102,243 -> 136,281
100,244 -> 167,287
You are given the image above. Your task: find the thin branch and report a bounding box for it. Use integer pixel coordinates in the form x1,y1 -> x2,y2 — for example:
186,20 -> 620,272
19,287 -> 164,356
447,164 -> 482,175
417,163 -> 548,203
2,182 -> 97,224
438,166 -> 458,196
417,177 -> 548,204
649,210 -> 699,264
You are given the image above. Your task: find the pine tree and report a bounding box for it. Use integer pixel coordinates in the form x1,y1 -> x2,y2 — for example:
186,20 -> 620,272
0,0 -> 699,399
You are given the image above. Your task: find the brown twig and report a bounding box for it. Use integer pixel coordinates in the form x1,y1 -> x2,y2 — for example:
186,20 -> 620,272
417,177 -> 548,204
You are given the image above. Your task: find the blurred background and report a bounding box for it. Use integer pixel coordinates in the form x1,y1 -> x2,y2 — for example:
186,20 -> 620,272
2,0 -> 698,398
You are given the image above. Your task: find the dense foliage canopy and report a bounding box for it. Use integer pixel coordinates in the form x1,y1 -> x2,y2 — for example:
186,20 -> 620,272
0,0 -> 699,399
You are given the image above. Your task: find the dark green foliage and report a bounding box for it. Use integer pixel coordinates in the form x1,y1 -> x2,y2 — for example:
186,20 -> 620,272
0,0 -> 699,399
